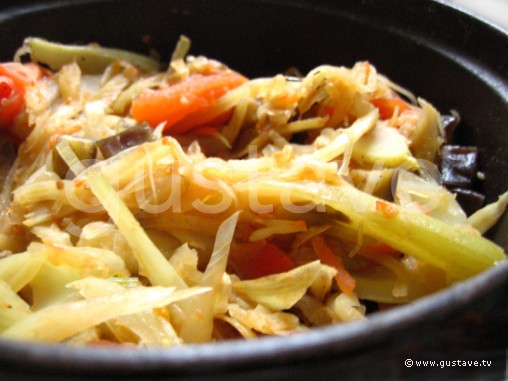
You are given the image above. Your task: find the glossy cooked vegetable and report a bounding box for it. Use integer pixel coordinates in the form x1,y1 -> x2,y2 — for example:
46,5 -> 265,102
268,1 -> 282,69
130,71 -> 248,133
0,37 -> 505,346
15,37 -> 160,73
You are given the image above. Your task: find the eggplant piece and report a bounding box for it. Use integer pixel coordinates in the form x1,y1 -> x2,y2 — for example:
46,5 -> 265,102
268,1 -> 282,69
441,145 -> 486,216
451,188 -> 485,216
440,112 -> 460,143
97,124 -> 155,159
51,136 -> 97,179
440,145 -> 479,189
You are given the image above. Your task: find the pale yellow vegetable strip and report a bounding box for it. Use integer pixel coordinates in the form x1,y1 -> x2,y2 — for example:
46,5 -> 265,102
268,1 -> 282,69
232,261 -> 321,311
0,280 -> 30,313
2,285 -> 208,342
351,124 -> 416,168
468,191 -> 508,234
16,37 -> 160,73
293,295 -> 333,326
28,242 -> 128,279
410,99 -> 441,162
304,110 -> 378,162
221,93 -> 249,145
233,180 -> 506,280
0,252 -> 43,292
327,293 -> 365,322
0,309 -> 31,333
353,270 -> 429,304
72,277 -> 182,346
179,211 -> 240,343
215,314 -> 257,340
141,212 -> 223,237
227,304 -> 302,335
86,170 -> 187,289
170,35 -> 191,63
29,262 -> 81,311
13,180 -> 68,207
115,313 -> 181,347
249,219 -> 307,242
277,116 -> 329,135
201,211 -> 240,287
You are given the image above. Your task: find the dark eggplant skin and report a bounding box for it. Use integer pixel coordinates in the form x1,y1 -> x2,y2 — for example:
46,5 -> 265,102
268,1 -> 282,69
440,113 -> 460,143
0,1 -> 506,381
440,144 -> 486,216
97,124 -> 155,159
451,188 -> 486,216
440,145 -> 479,189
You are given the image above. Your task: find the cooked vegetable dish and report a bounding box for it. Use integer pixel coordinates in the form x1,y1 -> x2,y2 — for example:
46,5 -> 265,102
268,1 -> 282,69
0,36 -> 505,346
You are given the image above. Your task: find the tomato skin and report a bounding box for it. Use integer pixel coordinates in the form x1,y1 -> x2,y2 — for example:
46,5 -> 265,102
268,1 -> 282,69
130,71 -> 247,134
0,77 -> 14,98
0,75 -> 24,127
230,241 -> 296,280
370,98 -> 411,120
0,63 -> 46,138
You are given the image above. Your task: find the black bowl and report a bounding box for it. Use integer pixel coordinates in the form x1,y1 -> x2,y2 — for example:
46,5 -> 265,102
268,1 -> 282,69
0,1 -> 507,380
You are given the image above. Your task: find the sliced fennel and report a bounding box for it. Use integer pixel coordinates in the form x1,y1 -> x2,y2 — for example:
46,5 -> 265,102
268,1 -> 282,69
232,261 -> 322,311
409,99 -> 443,161
352,124 -> 416,168
233,180 -> 505,280
71,277 -> 184,346
3,283 -> 207,342
469,191 -> 508,234
0,252 -> 43,293
16,37 -> 159,73
305,110 -> 378,162
179,212 -> 239,343
86,170 -> 187,289
394,169 -> 468,226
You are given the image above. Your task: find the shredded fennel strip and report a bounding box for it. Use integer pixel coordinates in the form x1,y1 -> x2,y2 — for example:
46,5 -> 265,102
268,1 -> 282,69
179,211 -> 240,343
0,280 -> 31,313
16,37 -> 160,73
305,110 -> 377,162
277,116 -> 329,135
3,285 -> 208,342
55,139 -> 87,176
468,191 -> 508,234
232,261 -> 322,311
0,252 -> 43,293
86,170 -> 187,288
170,35 -> 191,64
232,180 -> 505,280
222,92 -> 249,145
72,277 -> 183,346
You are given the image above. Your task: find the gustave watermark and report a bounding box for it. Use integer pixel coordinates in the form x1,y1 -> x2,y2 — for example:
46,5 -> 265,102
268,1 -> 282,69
58,146 -> 448,236
405,358 -> 492,369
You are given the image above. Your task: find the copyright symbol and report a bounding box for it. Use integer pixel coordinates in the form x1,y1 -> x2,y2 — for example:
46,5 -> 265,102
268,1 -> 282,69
405,359 -> 413,368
